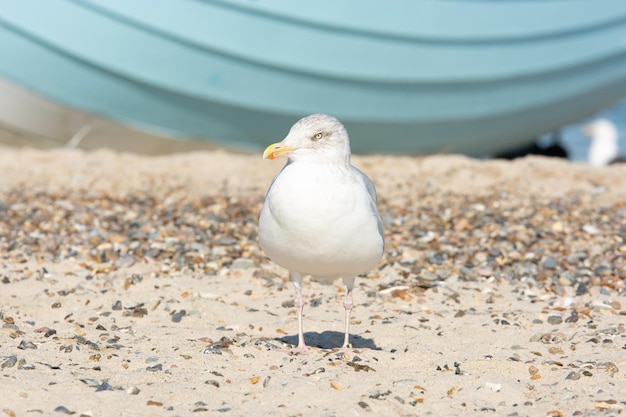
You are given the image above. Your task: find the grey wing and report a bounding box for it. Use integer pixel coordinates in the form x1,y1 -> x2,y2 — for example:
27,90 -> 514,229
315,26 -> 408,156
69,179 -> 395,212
354,167 -> 384,238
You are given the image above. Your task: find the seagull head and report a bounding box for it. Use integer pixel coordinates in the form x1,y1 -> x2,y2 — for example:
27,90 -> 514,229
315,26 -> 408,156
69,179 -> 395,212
263,114 -> 351,164
582,119 -> 618,144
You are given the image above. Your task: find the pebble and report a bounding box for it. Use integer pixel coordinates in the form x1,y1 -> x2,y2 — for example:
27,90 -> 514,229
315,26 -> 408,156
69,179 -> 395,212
542,258 -> 558,269
419,273 -> 438,282
358,401 -> 371,411
146,364 -> 163,372
400,248 -> 420,262
477,267 -> 493,277
564,311 -> 579,323
1,355 -> 17,369
114,255 -> 135,268
126,386 -> 141,395
565,371 -> 580,380
171,310 -> 186,323
18,360 -> 35,370
17,340 -> 37,350
582,224 -> 601,235
95,381 -> 113,392
458,266 -> 474,277
575,282 -> 588,296
369,389 -> 392,400
54,406 -> 73,414
547,315 -> 563,325
230,258 -> 254,270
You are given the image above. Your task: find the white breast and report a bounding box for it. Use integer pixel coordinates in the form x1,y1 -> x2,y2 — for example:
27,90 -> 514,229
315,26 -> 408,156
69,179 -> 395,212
258,161 -> 383,279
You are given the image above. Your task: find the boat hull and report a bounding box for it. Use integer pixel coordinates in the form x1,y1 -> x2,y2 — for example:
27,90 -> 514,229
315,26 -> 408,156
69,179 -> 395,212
1,0 -> 626,155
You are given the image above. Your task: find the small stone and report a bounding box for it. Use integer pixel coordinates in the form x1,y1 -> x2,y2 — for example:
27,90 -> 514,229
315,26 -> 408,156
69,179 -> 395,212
548,347 -> 564,355
146,364 -> 163,372
477,267 -> 493,277
565,371 -> 580,380
401,248 -> 420,262
582,224 -> 600,235
551,222 -> 563,232
358,401 -> 371,411
310,297 -> 322,307
17,340 -> 37,350
1,356 -> 17,369
230,258 -> 254,270
419,273 -> 438,281
459,266 -> 474,277
575,283 -> 588,296
542,258 -> 558,270
95,381 -> 113,392
171,310 -> 186,323
329,381 -> 342,391
79,378 -> 100,388
547,315 -> 562,325
564,312 -> 579,323
114,255 -> 135,269
369,389 -> 392,400
393,395 -> 405,404
126,386 -> 141,395
18,360 -> 35,370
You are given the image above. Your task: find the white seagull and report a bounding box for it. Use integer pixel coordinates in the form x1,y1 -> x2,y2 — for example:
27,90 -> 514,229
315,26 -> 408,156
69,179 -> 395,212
258,114 -> 384,354
583,119 -> 624,166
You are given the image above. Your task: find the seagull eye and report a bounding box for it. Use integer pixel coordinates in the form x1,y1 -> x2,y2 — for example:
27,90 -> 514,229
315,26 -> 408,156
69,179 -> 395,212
312,132 -> 323,141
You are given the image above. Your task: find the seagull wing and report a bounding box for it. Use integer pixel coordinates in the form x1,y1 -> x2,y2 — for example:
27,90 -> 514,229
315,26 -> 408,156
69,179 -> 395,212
354,167 -> 384,239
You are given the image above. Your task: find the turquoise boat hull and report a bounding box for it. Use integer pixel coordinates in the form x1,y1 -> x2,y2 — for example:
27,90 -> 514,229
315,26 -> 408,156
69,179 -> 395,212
1,0 -> 626,155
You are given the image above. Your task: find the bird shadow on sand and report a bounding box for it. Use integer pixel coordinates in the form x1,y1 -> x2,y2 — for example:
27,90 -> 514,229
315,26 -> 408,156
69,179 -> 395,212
278,331 -> 380,350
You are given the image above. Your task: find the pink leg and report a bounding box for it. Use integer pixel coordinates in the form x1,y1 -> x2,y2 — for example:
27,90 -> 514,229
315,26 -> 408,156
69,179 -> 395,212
291,273 -> 309,355
342,277 -> 355,348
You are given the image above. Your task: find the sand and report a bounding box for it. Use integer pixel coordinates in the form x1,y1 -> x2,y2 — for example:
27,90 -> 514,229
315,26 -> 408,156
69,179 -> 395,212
1,146 -> 625,417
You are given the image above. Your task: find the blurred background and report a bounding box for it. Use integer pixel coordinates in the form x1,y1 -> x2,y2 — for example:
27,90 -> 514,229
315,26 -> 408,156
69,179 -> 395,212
1,0 -> 625,161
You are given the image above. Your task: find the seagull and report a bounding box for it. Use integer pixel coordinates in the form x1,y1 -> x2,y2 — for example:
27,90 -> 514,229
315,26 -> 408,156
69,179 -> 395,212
258,114 -> 384,354
582,119 -> 625,166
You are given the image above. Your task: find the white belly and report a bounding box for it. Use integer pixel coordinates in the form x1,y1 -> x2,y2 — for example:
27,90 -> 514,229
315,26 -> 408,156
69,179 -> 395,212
258,163 -> 383,278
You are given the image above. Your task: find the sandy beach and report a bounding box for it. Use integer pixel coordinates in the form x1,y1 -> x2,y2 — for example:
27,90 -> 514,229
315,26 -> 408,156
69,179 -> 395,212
1,146 -> 625,417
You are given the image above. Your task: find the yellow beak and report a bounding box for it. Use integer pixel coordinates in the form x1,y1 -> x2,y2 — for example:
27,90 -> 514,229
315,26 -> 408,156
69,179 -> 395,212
262,142 -> 296,160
